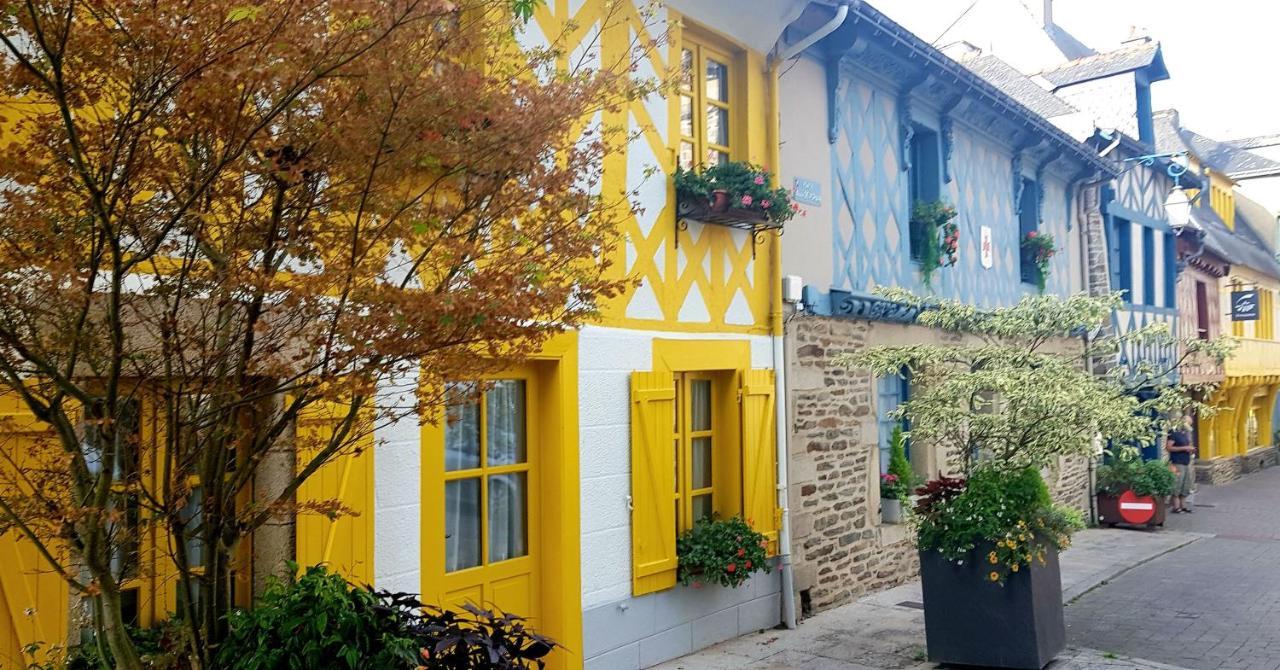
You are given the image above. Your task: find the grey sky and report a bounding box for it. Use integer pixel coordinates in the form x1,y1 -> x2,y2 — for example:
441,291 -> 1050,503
873,0 -> 1279,141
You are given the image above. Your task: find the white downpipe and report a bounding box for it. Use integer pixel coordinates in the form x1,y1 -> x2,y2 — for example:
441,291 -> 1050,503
773,333 -> 796,629
776,0 -> 852,63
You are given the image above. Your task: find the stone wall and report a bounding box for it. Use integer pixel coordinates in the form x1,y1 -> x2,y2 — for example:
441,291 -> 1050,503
785,314 -> 1095,616
1196,446 -> 1280,485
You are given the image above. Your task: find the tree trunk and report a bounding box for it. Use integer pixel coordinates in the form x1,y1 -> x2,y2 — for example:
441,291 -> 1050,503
98,586 -> 143,670
253,393 -> 296,598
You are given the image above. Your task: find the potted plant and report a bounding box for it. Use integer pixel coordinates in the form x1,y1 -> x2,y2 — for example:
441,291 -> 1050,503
1020,231 -> 1057,293
879,426 -> 916,524
674,162 -> 800,230
840,289 -> 1231,669
676,515 -> 771,588
1096,448 -> 1176,528
909,200 -> 959,289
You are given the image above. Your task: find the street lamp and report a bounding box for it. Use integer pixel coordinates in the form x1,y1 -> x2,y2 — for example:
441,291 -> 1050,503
1165,187 -> 1193,234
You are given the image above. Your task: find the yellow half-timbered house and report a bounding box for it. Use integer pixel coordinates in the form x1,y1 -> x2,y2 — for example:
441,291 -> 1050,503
1155,110 -> 1280,483
0,2 -> 824,668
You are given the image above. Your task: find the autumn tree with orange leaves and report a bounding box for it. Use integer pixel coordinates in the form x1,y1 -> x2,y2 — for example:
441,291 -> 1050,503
0,0 -> 656,666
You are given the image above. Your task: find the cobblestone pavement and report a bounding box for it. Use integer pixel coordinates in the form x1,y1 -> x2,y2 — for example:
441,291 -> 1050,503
659,528 -> 1200,670
1065,466 -> 1280,670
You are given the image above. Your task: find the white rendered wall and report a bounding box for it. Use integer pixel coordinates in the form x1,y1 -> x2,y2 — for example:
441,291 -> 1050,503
373,368 -> 423,593
578,325 -> 774,609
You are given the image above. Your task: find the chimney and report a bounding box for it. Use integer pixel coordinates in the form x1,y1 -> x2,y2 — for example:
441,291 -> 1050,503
1042,0 -> 1053,28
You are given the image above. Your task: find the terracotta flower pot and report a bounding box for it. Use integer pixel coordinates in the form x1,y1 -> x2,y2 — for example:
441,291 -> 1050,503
709,189 -> 731,213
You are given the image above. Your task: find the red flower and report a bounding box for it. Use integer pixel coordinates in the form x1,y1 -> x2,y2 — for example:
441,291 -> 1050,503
1026,231 -> 1037,239
726,562 -> 737,573
745,560 -> 752,569
737,547 -> 746,557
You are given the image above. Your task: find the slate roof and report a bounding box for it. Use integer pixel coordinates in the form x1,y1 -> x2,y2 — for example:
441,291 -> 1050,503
1038,40 -> 1164,89
1154,111 -> 1280,180
1228,134 -> 1280,151
1189,204 -> 1280,280
958,53 -> 1076,119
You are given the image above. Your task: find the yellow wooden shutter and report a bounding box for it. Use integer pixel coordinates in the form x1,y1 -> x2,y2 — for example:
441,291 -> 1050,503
295,402 -> 375,585
0,395 -> 69,665
630,371 -> 677,596
740,369 -> 779,555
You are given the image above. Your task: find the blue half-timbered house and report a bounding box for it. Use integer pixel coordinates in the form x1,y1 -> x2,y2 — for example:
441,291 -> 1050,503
773,1 -> 1115,614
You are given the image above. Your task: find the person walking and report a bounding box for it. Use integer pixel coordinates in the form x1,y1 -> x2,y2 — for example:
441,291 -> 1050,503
1167,414 -> 1196,513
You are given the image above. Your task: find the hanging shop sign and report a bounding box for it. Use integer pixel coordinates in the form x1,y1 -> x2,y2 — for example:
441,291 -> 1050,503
1231,289 -> 1260,321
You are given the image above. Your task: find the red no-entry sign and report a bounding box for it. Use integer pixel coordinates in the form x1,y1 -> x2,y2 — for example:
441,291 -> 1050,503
1118,490 -> 1157,524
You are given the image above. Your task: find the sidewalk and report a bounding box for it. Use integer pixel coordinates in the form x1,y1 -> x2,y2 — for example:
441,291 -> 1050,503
654,528 -> 1204,670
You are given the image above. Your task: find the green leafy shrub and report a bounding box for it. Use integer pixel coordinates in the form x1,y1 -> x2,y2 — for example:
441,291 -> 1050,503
220,564 -> 419,670
880,426 -> 919,501
915,466 -> 1084,584
219,564 -> 555,670
676,516 -> 771,588
674,162 -> 800,224
1097,449 -> 1176,497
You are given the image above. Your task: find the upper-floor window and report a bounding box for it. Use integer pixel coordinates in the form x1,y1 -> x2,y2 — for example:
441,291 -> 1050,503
677,35 -> 734,170
1019,178 -> 1039,285
1142,227 -> 1156,304
1112,217 -> 1133,302
1194,280 -> 1210,340
907,126 -> 941,261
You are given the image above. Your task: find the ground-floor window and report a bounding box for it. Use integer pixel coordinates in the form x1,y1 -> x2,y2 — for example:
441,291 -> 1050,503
443,380 -> 530,573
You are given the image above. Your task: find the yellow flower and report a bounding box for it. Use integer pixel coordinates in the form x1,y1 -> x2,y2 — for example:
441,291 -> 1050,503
1011,563 -> 1020,573
988,552 -> 998,564
989,571 -> 999,582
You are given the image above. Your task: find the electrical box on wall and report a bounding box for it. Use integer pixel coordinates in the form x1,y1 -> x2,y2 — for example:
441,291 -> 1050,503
782,275 -> 804,304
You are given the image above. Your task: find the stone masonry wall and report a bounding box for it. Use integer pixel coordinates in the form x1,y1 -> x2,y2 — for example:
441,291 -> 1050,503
785,314 -> 1094,615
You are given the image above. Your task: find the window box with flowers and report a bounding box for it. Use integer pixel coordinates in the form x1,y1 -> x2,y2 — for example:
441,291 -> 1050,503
1020,231 -> 1057,293
674,162 -> 800,252
909,201 -> 960,289
675,515 -> 771,590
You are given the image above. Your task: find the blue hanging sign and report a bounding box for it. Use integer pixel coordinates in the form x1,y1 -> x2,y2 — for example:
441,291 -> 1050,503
792,177 -> 822,207
1231,290 -> 1260,321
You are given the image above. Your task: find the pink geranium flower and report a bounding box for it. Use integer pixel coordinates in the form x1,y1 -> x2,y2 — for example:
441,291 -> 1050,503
754,175 -> 765,185
741,194 -> 753,206
761,199 -> 772,209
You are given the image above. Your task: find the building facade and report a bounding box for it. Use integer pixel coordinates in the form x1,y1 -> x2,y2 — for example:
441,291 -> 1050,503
1157,111 -> 1280,482
0,3 -> 801,668
775,2 -> 1111,615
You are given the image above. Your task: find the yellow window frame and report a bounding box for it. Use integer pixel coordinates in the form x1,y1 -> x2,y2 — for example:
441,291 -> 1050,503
677,31 -> 738,170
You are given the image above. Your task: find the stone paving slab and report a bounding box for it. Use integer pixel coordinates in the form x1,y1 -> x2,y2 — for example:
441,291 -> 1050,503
657,527 -> 1201,669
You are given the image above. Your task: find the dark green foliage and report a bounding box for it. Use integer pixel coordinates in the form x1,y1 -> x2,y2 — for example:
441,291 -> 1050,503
883,426 -> 918,500
218,564 -> 555,670
910,200 -> 959,288
1097,450 -> 1177,497
219,565 -> 419,670
676,516 -> 771,588
25,620 -> 192,670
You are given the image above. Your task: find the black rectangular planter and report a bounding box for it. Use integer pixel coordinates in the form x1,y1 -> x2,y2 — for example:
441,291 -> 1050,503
919,545 -> 1066,669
